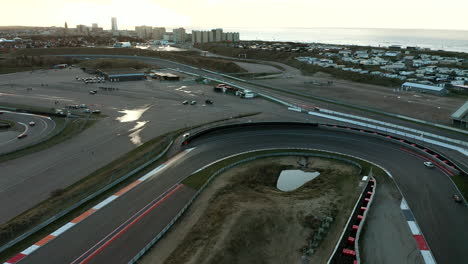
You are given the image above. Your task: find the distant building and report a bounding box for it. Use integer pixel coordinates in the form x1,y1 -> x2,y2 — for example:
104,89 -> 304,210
451,101 -> 468,128
401,82 -> 448,96
76,24 -> 88,35
152,27 -> 166,40
111,17 -> 118,32
211,28 -> 223,42
191,28 -> 239,44
92,23 -> 98,29
100,69 -> 146,82
163,32 -> 173,42
135,25 -> 153,39
173,28 -> 186,43
192,30 -> 202,44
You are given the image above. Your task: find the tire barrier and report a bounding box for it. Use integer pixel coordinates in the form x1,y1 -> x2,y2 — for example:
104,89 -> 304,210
329,177 -> 376,264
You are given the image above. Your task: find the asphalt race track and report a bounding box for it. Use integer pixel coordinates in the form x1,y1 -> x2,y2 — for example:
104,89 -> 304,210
15,124 -> 467,264
0,111 -> 55,155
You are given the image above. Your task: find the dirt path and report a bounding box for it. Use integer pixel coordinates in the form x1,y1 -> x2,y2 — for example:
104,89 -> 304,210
139,156 -> 361,264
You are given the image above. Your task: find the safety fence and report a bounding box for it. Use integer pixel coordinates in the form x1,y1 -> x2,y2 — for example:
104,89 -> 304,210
318,108 -> 468,148
128,151 -> 363,264
0,139 -> 173,254
328,176 -> 376,264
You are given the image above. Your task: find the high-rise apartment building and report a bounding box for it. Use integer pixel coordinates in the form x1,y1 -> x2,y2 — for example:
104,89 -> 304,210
173,28 -> 186,43
111,17 -> 118,32
152,27 -> 166,40
212,28 -> 223,42
191,28 -> 239,44
76,24 -> 87,34
135,26 -> 153,39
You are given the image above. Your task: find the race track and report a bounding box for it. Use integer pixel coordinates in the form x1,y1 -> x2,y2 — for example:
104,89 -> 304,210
14,124 -> 467,264
0,111 -> 55,155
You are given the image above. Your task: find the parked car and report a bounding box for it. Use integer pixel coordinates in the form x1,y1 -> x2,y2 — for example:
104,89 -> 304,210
190,100 -> 197,105
183,132 -> 190,139
83,109 -> 91,113
17,134 -> 27,139
89,90 -> 97,95
423,161 -> 434,168
205,99 -> 213,105
92,110 -> 101,114
182,100 -> 189,105
453,194 -> 463,203
29,121 -> 35,126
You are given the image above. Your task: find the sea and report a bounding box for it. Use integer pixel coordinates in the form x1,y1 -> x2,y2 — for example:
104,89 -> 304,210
220,27 -> 468,53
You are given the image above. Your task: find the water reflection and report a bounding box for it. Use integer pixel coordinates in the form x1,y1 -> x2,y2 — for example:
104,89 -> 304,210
129,121 -> 148,146
116,107 -> 150,123
277,170 -> 320,192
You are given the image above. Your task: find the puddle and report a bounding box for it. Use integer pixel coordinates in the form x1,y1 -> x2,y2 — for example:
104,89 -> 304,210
129,121 -> 148,146
277,170 -> 320,192
116,107 -> 150,123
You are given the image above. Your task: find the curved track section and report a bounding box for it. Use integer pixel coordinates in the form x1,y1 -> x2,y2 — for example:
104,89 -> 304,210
0,111 -> 56,155
7,124 -> 467,264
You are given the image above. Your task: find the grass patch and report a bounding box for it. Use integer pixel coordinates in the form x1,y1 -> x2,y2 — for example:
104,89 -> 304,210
78,58 -> 156,70
452,174 -> 468,201
0,119 -> 15,128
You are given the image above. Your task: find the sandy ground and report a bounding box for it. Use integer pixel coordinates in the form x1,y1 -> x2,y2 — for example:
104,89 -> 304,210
234,61 -> 282,73
139,156 -> 361,264
202,49 -> 465,124
255,71 -> 465,124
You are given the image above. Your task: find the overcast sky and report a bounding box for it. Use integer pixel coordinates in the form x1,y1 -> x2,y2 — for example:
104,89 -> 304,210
2,0 -> 468,31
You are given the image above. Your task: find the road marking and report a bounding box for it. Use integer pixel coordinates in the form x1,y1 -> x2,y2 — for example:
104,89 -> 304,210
399,148 -> 454,176
71,184 -> 184,264
3,148 -> 195,264
400,199 -> 437,264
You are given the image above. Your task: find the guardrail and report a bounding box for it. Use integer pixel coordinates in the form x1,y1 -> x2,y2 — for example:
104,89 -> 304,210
181,121 -> 465,175
318,108 -> 468,148
0,139 -> 174,255
128,151 -> 363,264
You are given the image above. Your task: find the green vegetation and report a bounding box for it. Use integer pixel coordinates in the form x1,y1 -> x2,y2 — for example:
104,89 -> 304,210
78,58 -> 156,70
452,174 -> 468,201
286,59 -> 404,87
8,48 -> 247,74
0,119 -> 15,128
199,43 -> 403,87
0,56 -> 80,74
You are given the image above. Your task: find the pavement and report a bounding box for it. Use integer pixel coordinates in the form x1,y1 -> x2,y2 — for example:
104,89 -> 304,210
0,67 -> 292,223
0,111 -> 55,155
9,125 -> 467,264
360,176 -> 424,264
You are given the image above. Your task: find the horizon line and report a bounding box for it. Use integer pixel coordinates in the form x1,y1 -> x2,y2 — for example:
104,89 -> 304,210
1,25 -> 468,32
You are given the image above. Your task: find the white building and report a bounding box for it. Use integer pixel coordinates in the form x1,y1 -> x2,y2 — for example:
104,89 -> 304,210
401,82 -> 448,95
